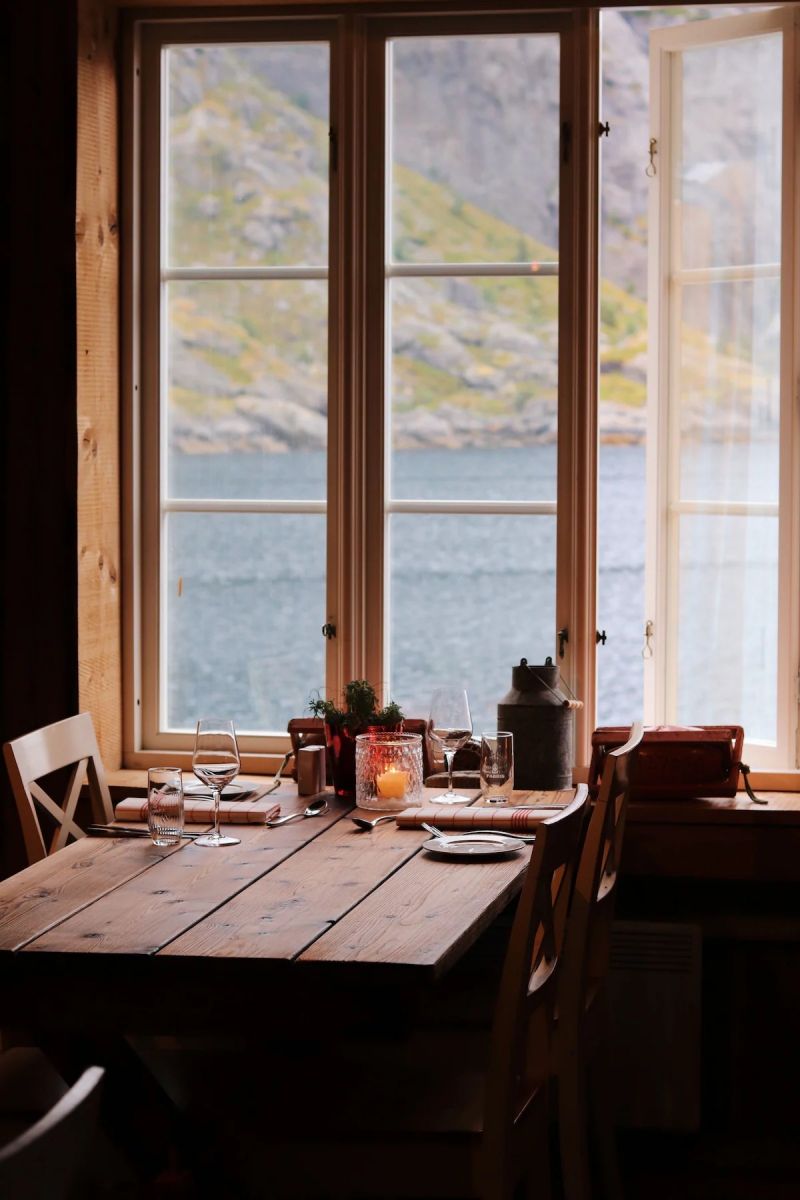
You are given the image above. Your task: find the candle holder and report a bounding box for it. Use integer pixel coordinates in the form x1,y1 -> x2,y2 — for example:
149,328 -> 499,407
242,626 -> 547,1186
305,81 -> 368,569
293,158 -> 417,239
355,731 -> 424,811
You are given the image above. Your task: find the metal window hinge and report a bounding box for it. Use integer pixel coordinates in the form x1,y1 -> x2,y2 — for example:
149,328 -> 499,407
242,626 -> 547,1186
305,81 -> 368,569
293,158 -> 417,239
557,627 -> 569,659
321,622 -> 337,640
598,121 -> 610,138
596,629 -> 607,646
642,619 -> 654,659
329,127 -> 338,173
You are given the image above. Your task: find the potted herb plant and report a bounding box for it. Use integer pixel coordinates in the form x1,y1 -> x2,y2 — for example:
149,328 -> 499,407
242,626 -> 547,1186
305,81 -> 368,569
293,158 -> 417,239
309,680 -> 404,797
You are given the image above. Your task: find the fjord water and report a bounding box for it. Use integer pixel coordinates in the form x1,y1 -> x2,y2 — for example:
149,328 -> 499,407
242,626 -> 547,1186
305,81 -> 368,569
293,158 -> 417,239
166,441 -> 776,742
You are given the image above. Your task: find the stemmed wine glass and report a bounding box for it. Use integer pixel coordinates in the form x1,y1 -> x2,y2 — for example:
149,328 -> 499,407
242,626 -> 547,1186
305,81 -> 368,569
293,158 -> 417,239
428,686 -> 473,805
192,718 -> 241,848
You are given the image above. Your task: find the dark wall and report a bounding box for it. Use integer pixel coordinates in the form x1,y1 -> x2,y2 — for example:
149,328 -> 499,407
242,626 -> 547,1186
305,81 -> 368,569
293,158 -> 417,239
0,1 -> 79,876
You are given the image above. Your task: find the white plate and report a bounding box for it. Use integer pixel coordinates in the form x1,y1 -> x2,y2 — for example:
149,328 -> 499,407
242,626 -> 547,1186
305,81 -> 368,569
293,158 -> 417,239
422,835 -> 524,860
183,781 -> 245,798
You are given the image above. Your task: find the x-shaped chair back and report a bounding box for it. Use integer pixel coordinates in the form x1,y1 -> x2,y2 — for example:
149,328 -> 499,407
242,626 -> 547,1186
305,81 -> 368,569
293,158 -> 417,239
3,713 -> 114,865
481,784 -> 589,1188
560,722 -> 643,1029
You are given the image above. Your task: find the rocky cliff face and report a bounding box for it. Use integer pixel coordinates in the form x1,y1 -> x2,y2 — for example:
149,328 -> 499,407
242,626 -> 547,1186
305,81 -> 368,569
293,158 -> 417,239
164,8 -> 777,455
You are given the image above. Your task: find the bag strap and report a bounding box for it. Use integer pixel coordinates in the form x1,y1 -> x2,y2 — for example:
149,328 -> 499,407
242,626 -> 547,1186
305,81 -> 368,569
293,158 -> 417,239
738,762 -> 768,805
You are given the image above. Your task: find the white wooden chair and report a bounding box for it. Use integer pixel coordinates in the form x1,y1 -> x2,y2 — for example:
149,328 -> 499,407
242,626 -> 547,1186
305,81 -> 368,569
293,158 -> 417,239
0,1063 -> 104,1200
3,713 -> 114,865
557,721 -> 643,1200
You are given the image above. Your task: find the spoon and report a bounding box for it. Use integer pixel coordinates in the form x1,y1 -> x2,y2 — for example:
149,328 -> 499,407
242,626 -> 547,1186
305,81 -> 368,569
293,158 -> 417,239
350,814 -> 396,831
266,796 -> 329,826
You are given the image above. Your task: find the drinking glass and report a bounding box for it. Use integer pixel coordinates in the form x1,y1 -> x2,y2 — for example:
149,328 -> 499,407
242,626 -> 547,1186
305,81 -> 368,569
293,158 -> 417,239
147,767 -> 184,845
192,718 -> 241,848
480,732 -> 514,804
428,686 -> 473,805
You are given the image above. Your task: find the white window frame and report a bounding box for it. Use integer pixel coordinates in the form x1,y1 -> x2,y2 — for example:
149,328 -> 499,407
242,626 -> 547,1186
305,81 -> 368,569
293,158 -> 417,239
645,7 -> 800,769
121,8 -> 600,771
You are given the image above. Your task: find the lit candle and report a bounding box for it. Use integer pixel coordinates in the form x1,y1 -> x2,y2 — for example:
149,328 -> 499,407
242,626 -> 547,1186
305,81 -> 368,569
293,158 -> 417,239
376,766 -> 409,800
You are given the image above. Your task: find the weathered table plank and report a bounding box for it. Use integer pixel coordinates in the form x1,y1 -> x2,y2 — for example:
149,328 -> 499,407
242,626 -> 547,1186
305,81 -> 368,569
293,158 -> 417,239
0,836 -> 184,952
161,817 -> 429,961
23,802 -> 348,956
300,844 -> 531,978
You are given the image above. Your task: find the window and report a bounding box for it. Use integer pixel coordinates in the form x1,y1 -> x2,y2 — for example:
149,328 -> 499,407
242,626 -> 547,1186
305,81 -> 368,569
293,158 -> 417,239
129,11 -> 595,765
596,5 -> 800,769
126,5 -> 800,771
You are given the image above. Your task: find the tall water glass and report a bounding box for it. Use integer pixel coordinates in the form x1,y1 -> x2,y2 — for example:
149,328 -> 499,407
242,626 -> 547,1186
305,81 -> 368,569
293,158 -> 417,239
147,767 -> 184,846
480,732 -> 514,804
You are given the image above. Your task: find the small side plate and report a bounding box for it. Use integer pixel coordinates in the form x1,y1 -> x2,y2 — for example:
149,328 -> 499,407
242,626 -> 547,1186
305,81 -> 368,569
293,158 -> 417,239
183,781 -> 245,798
422,835 -> 523,860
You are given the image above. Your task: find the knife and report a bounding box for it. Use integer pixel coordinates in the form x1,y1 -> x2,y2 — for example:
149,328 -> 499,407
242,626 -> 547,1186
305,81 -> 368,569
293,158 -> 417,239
85,825 -> 201,844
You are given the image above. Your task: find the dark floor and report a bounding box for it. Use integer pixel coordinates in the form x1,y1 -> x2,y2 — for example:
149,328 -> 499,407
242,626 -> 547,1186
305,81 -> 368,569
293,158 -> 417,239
620,1132 -> 800,1200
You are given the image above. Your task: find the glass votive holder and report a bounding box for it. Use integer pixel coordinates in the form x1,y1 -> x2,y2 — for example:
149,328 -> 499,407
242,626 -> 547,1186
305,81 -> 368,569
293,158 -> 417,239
147,767 -> 184,846
355,731 -> 424,811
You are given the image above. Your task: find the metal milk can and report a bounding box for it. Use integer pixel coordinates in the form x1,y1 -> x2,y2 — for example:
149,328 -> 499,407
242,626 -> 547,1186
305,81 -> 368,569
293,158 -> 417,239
497,657 -> 579,790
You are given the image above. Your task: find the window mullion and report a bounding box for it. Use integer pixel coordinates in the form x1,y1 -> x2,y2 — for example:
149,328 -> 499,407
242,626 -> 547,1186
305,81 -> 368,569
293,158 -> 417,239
557,9 -> 601,762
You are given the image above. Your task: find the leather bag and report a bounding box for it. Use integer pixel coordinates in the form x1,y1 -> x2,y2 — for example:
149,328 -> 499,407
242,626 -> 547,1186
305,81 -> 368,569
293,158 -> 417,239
588,724 -> 765,803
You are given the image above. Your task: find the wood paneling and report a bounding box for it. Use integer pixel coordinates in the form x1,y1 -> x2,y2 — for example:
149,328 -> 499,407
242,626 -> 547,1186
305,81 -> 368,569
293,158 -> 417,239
77,0 -> 121,767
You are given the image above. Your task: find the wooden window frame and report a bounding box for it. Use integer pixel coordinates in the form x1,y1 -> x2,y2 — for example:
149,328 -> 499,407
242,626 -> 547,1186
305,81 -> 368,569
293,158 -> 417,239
645,7 -> 800,770
113,3 -> 599,771
81,0 -> 800,786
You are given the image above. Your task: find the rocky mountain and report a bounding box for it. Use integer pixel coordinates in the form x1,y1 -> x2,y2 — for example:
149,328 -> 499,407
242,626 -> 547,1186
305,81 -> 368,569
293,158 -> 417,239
164,9 -> 775,455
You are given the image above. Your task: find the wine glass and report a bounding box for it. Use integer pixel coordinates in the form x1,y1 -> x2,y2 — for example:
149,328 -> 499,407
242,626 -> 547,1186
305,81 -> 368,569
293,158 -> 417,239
192,718 -> 241,848
428,686 -> 472,805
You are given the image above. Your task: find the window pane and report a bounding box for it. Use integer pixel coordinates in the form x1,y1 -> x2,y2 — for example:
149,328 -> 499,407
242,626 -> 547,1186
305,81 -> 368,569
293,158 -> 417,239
680,33 -> 781,271
597,445 -> 646,724
676,514 -> 777,742
678,278 -> 779,504
390,35 -> 560,264
389,514 -> 555,734
166,43 -> 329,268
166,280 -> 327,500
389,277 -> 558,500
164,513 -> 326,733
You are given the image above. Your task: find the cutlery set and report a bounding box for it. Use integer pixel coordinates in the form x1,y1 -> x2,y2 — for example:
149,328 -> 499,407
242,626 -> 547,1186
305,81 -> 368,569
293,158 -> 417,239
91,801 -> 536,845
86,825 -> 201,840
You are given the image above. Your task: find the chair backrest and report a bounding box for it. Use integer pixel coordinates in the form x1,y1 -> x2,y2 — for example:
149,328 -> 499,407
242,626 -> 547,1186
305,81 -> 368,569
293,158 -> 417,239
3,713 -> 114,865
560,721 -> 643,1022
0,1064 -> 104,1200
482,784 -> 590,1184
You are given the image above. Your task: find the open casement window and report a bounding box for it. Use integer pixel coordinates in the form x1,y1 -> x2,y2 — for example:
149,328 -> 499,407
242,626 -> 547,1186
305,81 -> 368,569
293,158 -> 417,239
645,8 -> 800,768
127,13 -> 598,766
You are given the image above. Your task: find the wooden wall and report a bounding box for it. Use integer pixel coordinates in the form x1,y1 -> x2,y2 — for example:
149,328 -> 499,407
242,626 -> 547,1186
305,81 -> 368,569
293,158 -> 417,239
0,1 -> 80,877
77,0 -> 121,769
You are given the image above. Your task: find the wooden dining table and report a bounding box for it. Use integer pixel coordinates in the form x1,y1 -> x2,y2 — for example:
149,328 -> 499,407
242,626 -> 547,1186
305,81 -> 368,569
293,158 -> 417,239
0,786 -> 570,1042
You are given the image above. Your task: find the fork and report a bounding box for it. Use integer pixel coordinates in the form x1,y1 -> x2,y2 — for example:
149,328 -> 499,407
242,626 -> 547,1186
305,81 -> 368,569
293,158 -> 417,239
421,822 -> 536,844
263,750 -> 294,796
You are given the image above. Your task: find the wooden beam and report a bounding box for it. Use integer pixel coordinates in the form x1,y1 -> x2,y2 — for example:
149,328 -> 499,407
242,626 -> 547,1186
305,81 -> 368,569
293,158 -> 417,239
77,0 -> 122,768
